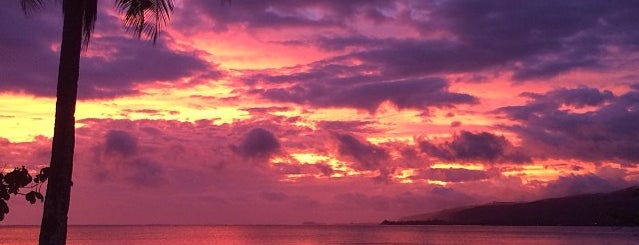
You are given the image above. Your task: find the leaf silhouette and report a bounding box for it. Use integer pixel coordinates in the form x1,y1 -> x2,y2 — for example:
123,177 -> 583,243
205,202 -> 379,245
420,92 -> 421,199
25,191 -> 37,204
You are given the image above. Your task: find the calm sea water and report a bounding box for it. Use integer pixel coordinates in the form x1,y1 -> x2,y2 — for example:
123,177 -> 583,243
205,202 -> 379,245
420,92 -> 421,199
1,225 -> 638,245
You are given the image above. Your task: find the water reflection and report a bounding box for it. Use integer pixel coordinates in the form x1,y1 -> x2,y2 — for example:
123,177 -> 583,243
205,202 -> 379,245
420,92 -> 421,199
1,225 -> 638,245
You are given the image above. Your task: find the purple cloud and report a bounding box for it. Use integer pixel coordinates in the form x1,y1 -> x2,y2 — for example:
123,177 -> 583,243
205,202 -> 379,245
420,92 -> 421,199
420,131 -> 531,163
544,174 -> 629,198
232,128 -> 281,158
252,77 -> 477,112
178,0 -> 397,32
0,1 -> 215,99
105,130 -> 139,157
335,133 -> 389,171
232,0 -> 639,85
0,3 -> 60,96
498,86 -> 639,163
79,36 -> 212,99
430,0 -> 639,80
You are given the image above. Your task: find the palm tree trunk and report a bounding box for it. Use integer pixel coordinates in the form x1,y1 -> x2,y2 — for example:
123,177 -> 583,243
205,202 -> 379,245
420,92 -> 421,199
39,0 -> 83,244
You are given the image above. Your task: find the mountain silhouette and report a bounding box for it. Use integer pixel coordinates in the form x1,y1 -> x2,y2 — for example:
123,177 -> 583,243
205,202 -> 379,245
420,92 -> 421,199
383,186 -> 639,226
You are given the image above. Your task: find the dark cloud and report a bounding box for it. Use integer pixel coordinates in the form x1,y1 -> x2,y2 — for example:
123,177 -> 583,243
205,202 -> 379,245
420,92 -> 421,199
236,0 -> 639,88
252,77 -> 477,112
91,128 -> 169,187
420,131 -> 531,163
313,35 -> 384,51
179,0 -> 397,32
512,57 -> 601,81
105,130 -> 139,157
498,87 -> 639,163
233,128 -> 281,158
431,0 -> 639,80
548,87 -> 615,108
309,33 -> 592,82
79,36 -> 212,99
347,39 -> 498,78
0,2 -> 60,96
449,132 -> 508,161
335,133 -> 389,171
0,1 -> 214,99
512,87 -> 615,115
6,0 -> 639,101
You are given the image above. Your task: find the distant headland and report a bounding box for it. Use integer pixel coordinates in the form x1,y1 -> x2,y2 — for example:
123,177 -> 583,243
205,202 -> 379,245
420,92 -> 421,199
382,186 -> 639,226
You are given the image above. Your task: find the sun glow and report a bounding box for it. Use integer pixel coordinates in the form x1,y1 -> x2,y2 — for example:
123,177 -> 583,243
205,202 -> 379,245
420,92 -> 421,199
427,179 -> 448,186
290,153 -> 355,176
431,163 -> 485,170
0,94 -> 55,142
290,153 -> 330,164
273,153 -> 364,181
393,168 -> 415,184
502,164 -> 561,182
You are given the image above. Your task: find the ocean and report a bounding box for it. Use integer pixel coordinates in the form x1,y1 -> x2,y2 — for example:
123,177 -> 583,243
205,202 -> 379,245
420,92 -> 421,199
1,225 -> 638,245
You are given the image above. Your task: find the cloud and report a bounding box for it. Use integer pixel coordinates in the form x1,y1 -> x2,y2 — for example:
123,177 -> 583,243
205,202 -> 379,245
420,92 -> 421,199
514,87 -> 615,113
0,1 -> 215,99
4,114 -> 634,225
251,76 -> 477,112
6,0 -> 639,103
498,86 -> 639,163
335,133 -> 389,171
78,36 -> 213,99
104,130 -> 139,157
544,174 -> 629,198
430,0 -> 639,80
126,158 -> 165,186
178,0 -> 398,32
83,128 -> 169,188
227,0 -> 639,85
0,2 -> 60,96
232,128 -> 281,158
0,136 -> 51,167
420,131 -> 531,163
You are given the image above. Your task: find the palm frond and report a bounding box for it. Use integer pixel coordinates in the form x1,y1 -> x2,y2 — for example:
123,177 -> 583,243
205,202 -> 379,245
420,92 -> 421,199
114,0 -> 175,43
82,0 -> 98,47
20,0 -> 44,14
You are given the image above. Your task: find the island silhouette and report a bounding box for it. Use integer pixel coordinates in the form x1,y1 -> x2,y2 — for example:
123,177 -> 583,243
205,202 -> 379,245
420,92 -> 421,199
383,186 -> 639,226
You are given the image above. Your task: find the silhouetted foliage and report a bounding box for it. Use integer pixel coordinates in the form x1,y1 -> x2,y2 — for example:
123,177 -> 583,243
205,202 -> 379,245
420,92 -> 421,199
0,166 -> 48,221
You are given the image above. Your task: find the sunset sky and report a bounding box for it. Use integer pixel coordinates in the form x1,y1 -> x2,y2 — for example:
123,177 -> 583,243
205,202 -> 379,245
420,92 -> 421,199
1,0 -> 639,225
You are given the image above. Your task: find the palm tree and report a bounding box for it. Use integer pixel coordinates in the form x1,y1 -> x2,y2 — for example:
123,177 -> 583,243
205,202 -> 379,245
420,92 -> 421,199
20,1 -> 174,244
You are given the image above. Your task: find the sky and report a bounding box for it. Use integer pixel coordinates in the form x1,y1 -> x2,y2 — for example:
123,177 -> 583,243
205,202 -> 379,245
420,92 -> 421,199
1,0 -> 639,225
